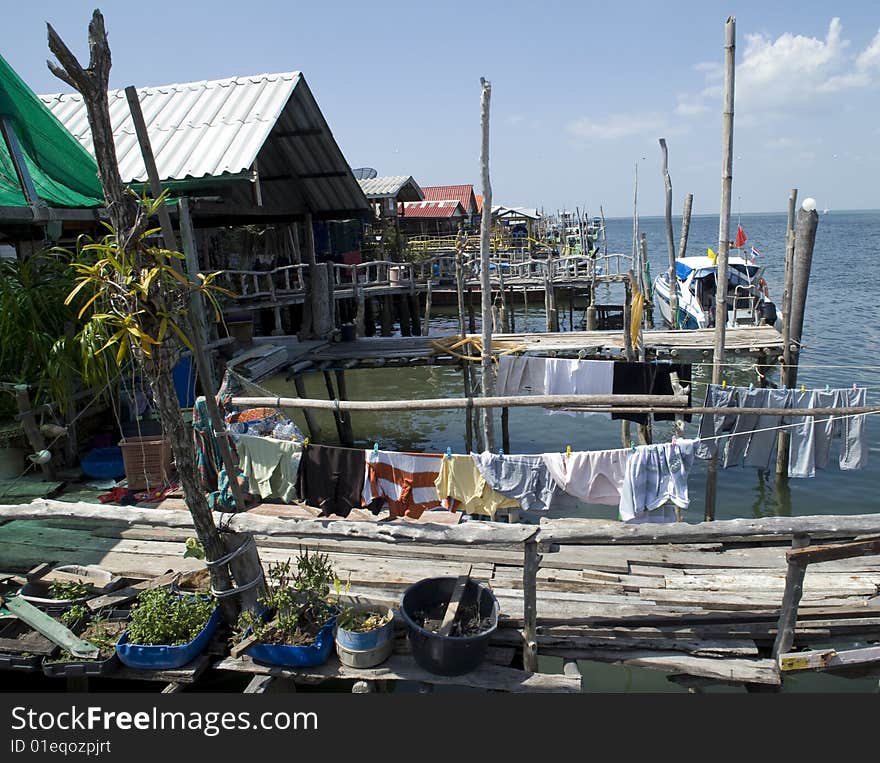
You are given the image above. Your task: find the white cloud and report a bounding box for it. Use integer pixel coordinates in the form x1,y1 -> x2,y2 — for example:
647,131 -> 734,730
675,101 -> 709,117
855,29 -> 880,72
565,112 -> 668,140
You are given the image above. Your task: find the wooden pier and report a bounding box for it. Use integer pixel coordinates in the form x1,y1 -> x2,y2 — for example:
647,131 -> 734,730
3,500 -> 880,692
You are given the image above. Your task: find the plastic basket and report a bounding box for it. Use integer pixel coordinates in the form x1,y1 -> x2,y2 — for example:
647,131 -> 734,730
118,436 -> 174,491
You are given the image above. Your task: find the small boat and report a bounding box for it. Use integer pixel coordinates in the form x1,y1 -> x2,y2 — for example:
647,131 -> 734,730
653,255 -> 780,330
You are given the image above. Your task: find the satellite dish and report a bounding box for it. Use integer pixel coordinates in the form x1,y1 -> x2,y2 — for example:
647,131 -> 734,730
353,167 -> 378,180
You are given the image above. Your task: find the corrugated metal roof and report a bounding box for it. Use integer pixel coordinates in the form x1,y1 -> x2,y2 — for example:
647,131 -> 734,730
40,72 -> 368,217
358,175 -> 423,201
398,200 -> 465,218
421,184 -> 476,212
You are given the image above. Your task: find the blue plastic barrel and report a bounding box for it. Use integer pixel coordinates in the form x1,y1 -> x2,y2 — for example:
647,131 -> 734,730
172,355 -> 196,408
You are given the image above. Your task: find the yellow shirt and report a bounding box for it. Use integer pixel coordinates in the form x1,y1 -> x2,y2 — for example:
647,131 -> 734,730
434,454 -> 520,517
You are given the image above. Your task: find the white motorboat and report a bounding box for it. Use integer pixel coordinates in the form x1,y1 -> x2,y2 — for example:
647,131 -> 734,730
653,255 -> 780,330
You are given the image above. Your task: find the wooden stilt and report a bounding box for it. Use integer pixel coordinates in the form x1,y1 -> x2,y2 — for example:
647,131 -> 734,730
323,371 -> 346,443
522,539 -> 540,672
334,369 -> 355,446
380,296 -> 393,337
421,279 -> 432,336
501,406 -> 510,454
293,374 -> 321,441
408,293 -> 421,336
772,533 -> 811,658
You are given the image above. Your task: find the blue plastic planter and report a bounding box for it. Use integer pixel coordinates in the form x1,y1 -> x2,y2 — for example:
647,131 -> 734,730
245,617 -> 336,668
116,608 -> 220,670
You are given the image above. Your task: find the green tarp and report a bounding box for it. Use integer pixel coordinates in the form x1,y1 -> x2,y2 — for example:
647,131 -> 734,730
0,53 -> 103,209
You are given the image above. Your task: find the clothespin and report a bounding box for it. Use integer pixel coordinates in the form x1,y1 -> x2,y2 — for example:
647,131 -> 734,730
721,380 -> 727,389
748,382 -> 753,391
854,383 -> 858,391
304,437 -> 310,448
566,445 -> 571,460
800,384 -> 805,393
373,442 -> 379,455
498,448 -> 504,459
445,447 -> 452,460
825,384 -> 830,392
630,440 -> 636,452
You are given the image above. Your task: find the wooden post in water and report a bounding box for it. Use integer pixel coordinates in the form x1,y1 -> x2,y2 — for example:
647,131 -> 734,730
776,189 -> 798,478
397,295 -> 412,337
323,371 -> 346,443
678,192 -> 694,259
292,374 -> 321,441
334,369 -> 355,446
659,138 -> 679,329
478,77 -> 496,451
705,16 -> 737,522
380,296 -> 393,337
421,278 -> 432,336
467,287 -> 476,334
455,252 -> 475,452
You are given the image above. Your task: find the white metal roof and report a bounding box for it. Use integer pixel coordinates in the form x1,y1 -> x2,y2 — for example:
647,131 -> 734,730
40,72 -> 368,216
358,175 -> 423,200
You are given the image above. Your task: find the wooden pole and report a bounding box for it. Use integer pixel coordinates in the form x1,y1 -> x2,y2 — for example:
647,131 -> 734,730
380,296 -> 393,337
322,371 -> 346,443
776,189 -> 798,478
397,295 -> 412,337
786,204 -> 819,388
678,192 -> 694,259
126,85 -> 245,513
292,374 -> 321,440
659,138 -> 679,329
334,369 -> 355,446
705,16 -> 737,523
467,288 -> 477,334
712,15 -> 737,386
522,539 -> 540,672
421,278 -> 432,336
478,77 -> 495,451
14,385 -> 55,480
501,406 -> 510,454
178,198 -> 215,387
772,533 -> 811,658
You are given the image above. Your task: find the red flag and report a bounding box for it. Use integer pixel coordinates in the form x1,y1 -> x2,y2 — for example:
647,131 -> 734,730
734,224 -> 747,248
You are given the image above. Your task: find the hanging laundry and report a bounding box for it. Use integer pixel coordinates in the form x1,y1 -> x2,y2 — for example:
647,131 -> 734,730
362,449 -> 443,519
434,454 -> 520,518
543,357 -> 614,418
611,361 -> 692,424
495,355 -> 547,396
236,434 -> 301,503
839,387 -> 868,471
787,389 -> 816,479
742,388 -> 788,470
695,384 -> 739,460
541,448 -> 629,505
618,439 -> 696,522
472,451 -> 560,511
296,443 -> 365,518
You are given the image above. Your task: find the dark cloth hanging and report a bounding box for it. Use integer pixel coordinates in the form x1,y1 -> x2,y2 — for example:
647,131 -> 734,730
611,362 -> 693,424
295,443 -> 365,518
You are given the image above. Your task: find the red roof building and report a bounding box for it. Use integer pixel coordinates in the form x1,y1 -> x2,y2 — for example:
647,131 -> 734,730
421,184 -> 478,223
397,200 -> 466,234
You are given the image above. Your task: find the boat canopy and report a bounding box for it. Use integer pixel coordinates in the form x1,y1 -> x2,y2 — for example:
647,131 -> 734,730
674,256 -> 759,281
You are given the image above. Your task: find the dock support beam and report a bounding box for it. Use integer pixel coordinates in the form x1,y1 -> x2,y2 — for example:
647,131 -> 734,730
522,539 -> 540,672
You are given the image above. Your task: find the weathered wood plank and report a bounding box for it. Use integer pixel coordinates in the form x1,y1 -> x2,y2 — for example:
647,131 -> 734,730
215,655 -> 581,693
778,646 -> 880,672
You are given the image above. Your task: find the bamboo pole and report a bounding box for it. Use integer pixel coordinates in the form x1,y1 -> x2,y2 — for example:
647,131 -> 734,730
478,77 -> 495,451
659,138 -> 679,329
231,392 -> 691,413
776,189 -> 798,478
786,204 -> 819,388
706,16 -> 737,523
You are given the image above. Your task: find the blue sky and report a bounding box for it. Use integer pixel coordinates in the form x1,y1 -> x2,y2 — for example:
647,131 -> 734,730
5,1 -> 880,216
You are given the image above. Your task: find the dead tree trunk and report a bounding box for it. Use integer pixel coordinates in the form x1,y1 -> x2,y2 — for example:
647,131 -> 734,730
47,10 -> 237,620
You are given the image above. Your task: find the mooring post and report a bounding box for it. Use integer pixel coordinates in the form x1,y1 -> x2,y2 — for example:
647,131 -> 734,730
706,16 -> 737,522
478,77 -> 496,451
421,278 -> 432,336
659,138 -> 679,329
776,189 -> 799,478
334,369 -> 355,446
678,192 -> 694,259
522,539 -> 541,672
323,371 -> 346,443
772,532 -> 811,659
785,202 -> 819,389
380,296 -> 393,337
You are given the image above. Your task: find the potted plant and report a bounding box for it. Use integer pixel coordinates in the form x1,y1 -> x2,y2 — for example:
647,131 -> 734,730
18,566 -> 114,616
43,606 -> 129,677
234,550 -> 337,668
399,577 -> 499,676
116,587 -> 219,670
334,599 -> 395,669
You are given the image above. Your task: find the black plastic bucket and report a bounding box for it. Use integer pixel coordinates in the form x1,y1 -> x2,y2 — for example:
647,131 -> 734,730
399,577 -> 498,676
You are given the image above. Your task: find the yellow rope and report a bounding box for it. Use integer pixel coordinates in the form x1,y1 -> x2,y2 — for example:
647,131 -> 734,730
430,335 -> 527,362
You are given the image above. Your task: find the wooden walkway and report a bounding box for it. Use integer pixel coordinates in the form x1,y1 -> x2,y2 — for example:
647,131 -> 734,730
272,326 -> 783,372
3,500 -> 880,691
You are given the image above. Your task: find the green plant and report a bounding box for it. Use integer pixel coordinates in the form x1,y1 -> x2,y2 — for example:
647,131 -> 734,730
235,550 -> 336,646
50,611 -> 127,662
59,603 -> 88,627
336,607 -> 392,634
48,580 -> 96,601
127,587 -> 216,646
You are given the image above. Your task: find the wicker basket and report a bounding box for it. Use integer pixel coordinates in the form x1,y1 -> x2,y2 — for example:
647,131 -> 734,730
118,436 -> 174,491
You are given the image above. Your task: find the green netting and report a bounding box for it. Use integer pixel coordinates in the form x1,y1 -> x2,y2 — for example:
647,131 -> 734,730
0,53 -> 103,209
